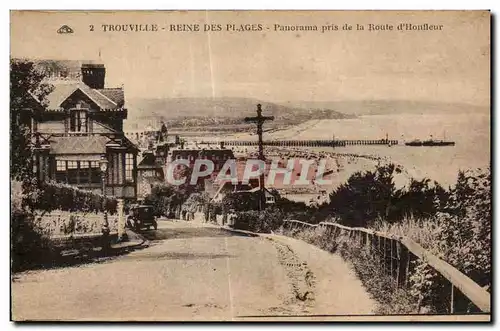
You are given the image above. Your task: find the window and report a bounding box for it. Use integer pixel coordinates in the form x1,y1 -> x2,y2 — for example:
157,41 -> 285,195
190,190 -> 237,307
54,160 -> 102,185
55,160 -> 66,182
70,110 -> 88,132
79,161 -> 91,184
143,170 -> 155,177
90,161 -> 101,183
67,161 -> 79,184
125,154 -> 134,181
67,161 -> 78,169
56,161 -> 66,171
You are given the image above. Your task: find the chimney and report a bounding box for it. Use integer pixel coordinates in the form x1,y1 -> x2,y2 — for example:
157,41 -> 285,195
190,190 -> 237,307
81,63 -> 106,89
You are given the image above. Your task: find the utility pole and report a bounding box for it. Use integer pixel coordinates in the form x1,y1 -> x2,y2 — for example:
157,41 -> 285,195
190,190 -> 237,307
244,104 -> 274,210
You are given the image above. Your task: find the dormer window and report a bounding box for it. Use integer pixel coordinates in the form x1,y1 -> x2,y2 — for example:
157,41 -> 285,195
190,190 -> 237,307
70,108 -> 88,132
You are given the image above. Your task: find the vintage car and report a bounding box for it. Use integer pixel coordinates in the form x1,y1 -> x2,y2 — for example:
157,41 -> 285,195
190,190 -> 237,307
126,204 -> 158,231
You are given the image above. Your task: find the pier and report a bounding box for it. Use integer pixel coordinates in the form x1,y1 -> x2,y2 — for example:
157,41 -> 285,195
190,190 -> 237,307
200,139 -> 398,148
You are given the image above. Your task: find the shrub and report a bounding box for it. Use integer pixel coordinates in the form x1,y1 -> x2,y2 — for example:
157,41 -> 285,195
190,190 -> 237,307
11,208 -> 55,272
327,164 -> 400,227
11,179 -> 120,271
31,181 -> 117,215
370,168 -> 491,313
338,240 -> 419,315
232,207 -> 284,233
286,226 -> 339,253
281,224 -> 418,314
418,169 -> 491,312
145,182 -> 203,217
325,164 -> 450,227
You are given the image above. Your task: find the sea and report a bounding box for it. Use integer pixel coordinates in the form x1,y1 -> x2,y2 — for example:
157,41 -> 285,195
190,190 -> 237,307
261,113 -> 491,188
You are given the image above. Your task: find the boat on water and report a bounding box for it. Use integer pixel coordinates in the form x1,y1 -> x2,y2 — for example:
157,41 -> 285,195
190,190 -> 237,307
405,139 -> 423,146
422,139 -> 455,146
405,136 -> 455,147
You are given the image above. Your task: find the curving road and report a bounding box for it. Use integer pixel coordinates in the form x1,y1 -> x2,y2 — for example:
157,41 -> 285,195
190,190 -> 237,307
12,220 -> 375,321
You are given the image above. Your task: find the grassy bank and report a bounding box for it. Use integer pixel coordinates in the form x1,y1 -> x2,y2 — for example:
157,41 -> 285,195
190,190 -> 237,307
279,226 -> 419,314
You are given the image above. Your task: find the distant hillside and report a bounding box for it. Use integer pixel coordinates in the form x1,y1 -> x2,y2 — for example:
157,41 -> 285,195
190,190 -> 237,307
280,100 -> 489,116
125,97 -> 353,130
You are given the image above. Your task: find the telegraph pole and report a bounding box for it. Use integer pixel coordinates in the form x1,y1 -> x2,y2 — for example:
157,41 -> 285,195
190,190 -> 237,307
244,104 -> 274,210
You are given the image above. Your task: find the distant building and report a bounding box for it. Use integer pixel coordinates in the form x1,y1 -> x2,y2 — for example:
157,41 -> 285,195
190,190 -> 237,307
29,60 -> 139,201
137,150 -> 164,200
168,148 -> 235,172
210,179 -> 275,205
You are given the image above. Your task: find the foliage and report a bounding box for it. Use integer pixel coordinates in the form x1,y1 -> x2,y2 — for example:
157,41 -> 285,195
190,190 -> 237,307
11,179 -> 120,272
409,168 -> 491,312
10,59 -> 53,182
11,182 -> 53,272
221,191 -> 260,212
370,168 -> 491,313
145,173 -> 204,217
324,163 -> 449,227
281,225 -> 418,314
281,225 -> 339,253
274,193 -> 319,223
339,241 -> 419,315
182,192 -> 210,213
11,208 -> 55,272
22,181 -> 118,215
232,207 -> 284,233
217,189 -> 319,232
373,217 -> 443,252
325,164 -> 400,227
279,167 -> 490,314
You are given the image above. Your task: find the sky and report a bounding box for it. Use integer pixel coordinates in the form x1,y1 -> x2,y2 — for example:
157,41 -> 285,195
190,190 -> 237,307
11,11 -> 490,106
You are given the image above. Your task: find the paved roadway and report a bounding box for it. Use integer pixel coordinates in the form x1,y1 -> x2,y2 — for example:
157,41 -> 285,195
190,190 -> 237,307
12,220 -> 376,321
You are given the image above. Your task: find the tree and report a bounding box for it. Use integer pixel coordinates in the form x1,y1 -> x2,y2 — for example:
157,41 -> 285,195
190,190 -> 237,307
10,59 -> 53,182
221,191 -> 260,212
144,166 -> 205,218
327,164 -> 400,227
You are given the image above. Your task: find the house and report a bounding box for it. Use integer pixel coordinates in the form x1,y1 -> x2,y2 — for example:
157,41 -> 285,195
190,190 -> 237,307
30,61 -> 139,201
210,179 -> 276,205
168,147 -> 235,172
136,150 -> 165,200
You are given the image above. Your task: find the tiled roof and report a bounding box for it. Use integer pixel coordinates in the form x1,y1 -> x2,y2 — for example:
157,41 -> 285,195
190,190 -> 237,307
44,82 -> 123,111
50,135 -> 110,154
97,88 -> 124,107
45,83 -> 78,110
137,152 -> 162,169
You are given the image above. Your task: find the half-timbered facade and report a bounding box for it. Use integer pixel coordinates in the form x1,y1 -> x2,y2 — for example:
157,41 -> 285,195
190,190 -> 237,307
31,62 -> 139,201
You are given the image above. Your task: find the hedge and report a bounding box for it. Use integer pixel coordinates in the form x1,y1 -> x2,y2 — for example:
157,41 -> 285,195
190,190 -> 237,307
22,181 -> 118,215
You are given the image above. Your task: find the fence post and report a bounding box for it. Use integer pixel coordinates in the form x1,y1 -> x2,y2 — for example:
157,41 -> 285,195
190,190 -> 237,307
405,249 -> 413,288
391,239 -> 396,281
377,235 -> 382,257
396,241 -> 409,288
383,237 -> 387,274
450,284 -> 455,314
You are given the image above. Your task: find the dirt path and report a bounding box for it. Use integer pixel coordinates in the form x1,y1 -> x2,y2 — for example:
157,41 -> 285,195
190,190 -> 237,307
265,234 -> 376,316
12,222 -> 375,321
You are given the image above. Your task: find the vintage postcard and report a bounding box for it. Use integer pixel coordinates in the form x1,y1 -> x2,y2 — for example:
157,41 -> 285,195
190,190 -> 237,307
10,10 -> 491,322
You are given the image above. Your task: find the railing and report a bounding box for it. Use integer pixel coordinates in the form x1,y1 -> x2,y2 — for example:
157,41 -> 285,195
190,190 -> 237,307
282,220 -> 491,314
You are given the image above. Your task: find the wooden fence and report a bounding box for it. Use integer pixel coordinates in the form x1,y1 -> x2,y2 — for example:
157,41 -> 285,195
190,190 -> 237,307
282,219 -> 491,314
